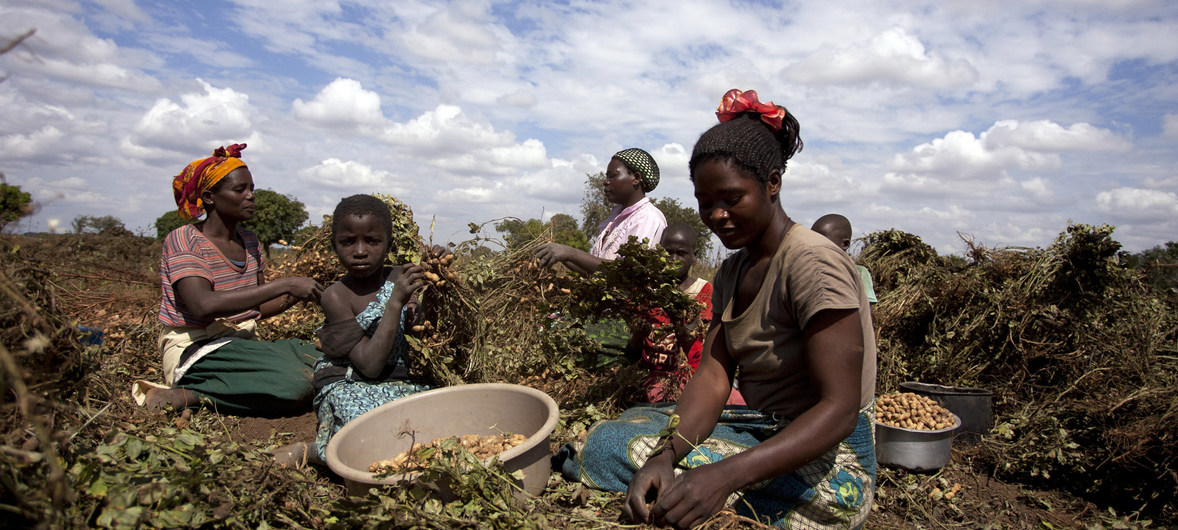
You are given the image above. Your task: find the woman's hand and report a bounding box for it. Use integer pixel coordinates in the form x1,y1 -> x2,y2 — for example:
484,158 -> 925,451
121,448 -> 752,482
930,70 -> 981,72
648,464 -> 736,529
390,264 -> 425,307
535,242 -> 574,268
623,451 -> 677,524
535,242 -> 602,275
280,276 -> 325,302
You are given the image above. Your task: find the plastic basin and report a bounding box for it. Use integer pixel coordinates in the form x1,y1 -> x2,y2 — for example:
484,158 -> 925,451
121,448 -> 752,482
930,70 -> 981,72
325,383 -> 559,497
875,413 -> 960,472
900,381 -> 992,444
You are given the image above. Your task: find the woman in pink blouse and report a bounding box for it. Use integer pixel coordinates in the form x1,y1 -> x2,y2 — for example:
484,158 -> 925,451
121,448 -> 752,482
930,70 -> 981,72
536,148 -> 667,274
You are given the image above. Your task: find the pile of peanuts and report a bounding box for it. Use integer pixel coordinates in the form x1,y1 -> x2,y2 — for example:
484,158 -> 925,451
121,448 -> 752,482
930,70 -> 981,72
369,433 -> 528,474
875,392 -> 956,431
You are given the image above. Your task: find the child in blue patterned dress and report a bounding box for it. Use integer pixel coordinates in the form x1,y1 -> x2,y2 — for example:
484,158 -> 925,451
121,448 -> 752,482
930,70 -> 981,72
274,194 -> 445,467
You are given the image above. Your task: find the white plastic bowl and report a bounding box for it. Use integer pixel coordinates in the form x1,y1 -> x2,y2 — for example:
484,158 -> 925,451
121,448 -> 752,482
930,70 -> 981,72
325,383 -> 559,497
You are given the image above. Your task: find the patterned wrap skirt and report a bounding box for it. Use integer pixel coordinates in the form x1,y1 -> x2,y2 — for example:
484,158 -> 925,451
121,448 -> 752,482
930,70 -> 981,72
556,402 -> 877,529
312,374 -> 430,461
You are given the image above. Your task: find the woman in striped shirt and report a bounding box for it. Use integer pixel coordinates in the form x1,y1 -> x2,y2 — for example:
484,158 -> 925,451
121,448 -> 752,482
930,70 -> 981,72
146,144 -> 324,415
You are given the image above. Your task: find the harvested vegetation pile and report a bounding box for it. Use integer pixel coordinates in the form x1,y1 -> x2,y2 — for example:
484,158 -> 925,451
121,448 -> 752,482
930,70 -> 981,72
267,211 -> 698,416
862,223 -> 1178,523
406,225 -> 592,387
0,239 -> 99,523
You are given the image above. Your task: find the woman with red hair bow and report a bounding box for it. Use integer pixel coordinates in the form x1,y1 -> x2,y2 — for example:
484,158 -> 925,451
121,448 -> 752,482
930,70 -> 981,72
558,91 -> 877,529
140,144 -> 325,415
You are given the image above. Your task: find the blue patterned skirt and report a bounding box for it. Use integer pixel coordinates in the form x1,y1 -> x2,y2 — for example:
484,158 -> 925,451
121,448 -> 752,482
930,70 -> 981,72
312,376 -> 430,461
557,403 -> 876,528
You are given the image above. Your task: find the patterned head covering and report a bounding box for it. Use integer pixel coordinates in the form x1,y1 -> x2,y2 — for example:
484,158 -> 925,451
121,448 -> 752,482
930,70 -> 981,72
612,148 -> 660,192
172,143 -> 248,219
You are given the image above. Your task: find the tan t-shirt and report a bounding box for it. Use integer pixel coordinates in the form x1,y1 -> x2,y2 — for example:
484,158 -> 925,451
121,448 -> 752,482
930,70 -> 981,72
713,224 -> 877,418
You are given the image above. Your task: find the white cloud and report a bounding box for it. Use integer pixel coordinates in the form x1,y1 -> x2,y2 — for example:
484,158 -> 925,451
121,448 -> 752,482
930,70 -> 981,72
885,129 -> 1044,191
434,155 -> 589,208
496,89 -> 538,108
881,171 -> 954,196
23,175 -> 111,205
139,35 -> 254,69
436,186 -> 497,204
123,80 -> 257,157
1163,114 -> 1178,141
3,1 -> 1178,254
881,119 -> 1128,197
401,5 -> 502,64
382,104 -> 506,149
0,4 -> 161,91
1019,177 -> 1051,200
483,138 -> 549,170
377,104 -> 550,177
789,27 -> 978,89
983,120 -> 1131,152
967,222 -> 1057,250
0,125 -> 65,159
782,161 -> 862,205
229,2 -> 346,53
298,158 -> 399,192
1095,187 -> 1178,222
34,57 -> 160,91
292,78 -> 386,128
92,0 -> 152,24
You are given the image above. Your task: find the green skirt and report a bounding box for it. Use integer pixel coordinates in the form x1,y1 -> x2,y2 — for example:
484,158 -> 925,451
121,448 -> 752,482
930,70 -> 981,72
176,338 -> 320,415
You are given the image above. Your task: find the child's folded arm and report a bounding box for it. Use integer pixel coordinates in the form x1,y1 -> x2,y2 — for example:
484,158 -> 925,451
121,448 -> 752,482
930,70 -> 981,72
316,319 -> 365,358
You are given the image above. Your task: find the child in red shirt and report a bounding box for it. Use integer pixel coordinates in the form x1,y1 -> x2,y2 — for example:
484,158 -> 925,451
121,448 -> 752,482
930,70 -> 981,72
633,222 -> 743,404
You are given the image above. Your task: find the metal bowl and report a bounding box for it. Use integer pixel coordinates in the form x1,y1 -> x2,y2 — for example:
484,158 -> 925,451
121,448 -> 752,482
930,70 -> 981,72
875,413 -> 961,472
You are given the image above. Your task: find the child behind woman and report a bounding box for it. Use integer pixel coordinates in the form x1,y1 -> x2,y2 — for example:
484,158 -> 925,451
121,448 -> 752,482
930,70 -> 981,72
631,222 -> 711,402
632,222 -> 744,405
277,194 -> 444,466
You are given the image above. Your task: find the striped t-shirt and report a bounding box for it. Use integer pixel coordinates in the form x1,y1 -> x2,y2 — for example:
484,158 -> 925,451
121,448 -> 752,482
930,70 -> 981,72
158,223 -> 265,327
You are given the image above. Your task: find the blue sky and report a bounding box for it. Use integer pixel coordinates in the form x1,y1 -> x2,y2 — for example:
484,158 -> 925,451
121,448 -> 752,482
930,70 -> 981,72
1,0 -> 1176,255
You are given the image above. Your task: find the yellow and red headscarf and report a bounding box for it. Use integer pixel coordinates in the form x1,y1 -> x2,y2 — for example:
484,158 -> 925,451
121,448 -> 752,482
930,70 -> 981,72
172,143 -> 248,219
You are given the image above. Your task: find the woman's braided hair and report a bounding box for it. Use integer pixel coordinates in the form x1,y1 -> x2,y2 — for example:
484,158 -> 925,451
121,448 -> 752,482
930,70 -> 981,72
689,104 -> 803,184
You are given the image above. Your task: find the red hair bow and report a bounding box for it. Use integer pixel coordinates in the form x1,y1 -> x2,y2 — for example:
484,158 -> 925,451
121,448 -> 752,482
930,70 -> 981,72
716,89 -> 785,132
